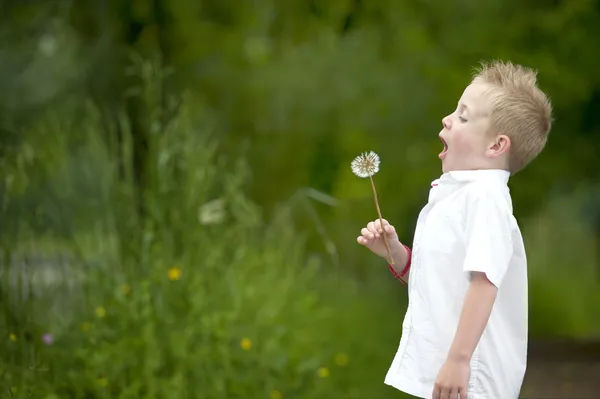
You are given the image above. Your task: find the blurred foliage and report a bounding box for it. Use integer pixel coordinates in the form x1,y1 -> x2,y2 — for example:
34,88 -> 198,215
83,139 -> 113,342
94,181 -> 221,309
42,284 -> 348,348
0,0 -> 599,397
0,76 -> 409,398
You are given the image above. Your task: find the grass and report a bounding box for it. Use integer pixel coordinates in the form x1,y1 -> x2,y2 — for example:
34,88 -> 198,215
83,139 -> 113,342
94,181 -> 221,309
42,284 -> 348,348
0,67 -> 412,398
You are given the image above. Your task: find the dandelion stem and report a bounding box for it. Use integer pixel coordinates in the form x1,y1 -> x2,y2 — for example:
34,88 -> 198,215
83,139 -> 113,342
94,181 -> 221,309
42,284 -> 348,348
369,175 -> 395,264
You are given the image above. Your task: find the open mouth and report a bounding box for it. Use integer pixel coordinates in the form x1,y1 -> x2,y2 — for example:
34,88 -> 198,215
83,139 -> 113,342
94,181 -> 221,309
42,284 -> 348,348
439,137 -> 448,159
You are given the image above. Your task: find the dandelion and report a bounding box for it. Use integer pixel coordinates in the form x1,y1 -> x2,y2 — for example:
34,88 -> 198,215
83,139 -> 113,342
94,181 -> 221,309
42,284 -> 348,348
81,322 -> 92,332
270,390 -> 282,399
97,377 -> 108,387
351,151 -> 380,178
42,333 -> 53,345
8,333 -> 17,342
95,306 -> 106,318
334,352 -> 349,366
317,367 -> 330,378
351,151 -> 395,264
168,267 -> 182,281
240,338 -> 252,350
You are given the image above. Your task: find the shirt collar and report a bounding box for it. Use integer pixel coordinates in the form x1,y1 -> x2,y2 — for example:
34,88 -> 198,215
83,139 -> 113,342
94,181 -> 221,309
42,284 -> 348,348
431,169 -> 510,187
428,169 -> 510,204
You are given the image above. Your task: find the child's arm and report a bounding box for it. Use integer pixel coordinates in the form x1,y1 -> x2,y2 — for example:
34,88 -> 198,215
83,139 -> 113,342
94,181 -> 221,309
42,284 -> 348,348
447,272 -> 497,362
387,244 -> 411,285
432,273 -> 497,398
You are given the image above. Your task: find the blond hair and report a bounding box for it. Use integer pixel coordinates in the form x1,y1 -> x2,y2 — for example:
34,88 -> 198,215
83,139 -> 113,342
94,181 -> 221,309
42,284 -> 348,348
472,60 -> 553,174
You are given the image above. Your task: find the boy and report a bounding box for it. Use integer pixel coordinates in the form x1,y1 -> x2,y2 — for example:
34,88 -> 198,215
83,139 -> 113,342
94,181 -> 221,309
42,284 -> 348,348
357,61 -> 553,399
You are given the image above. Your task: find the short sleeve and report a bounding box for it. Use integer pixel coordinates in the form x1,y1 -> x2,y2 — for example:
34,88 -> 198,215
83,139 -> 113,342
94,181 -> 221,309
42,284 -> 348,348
462,187 -> 513,288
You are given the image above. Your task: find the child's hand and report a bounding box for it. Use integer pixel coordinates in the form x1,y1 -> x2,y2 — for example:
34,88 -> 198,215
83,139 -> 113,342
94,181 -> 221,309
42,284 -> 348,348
356,218 -> 403,262
432,358 -> 470,399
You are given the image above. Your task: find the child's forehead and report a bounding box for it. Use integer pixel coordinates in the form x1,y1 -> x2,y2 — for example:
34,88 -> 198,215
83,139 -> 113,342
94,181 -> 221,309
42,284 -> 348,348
459,81 -> 493,116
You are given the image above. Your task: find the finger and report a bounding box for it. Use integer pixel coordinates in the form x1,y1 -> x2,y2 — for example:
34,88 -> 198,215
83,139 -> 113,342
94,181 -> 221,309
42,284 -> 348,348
460,387 -> 468,399
440,387 -> 451,399
432,385 -> 440,399
366,222 -> 379,236
376,220 -> 395,236
374,219 -> 384,233
357,236 -> 370,246
360,228 -> 374,240
367,221 -> 377,233
450,387 -> 459,399
375,218 -> 390,229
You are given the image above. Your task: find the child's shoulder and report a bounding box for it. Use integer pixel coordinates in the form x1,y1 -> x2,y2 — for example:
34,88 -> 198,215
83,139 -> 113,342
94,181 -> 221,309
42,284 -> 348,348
460,179 -> 513,214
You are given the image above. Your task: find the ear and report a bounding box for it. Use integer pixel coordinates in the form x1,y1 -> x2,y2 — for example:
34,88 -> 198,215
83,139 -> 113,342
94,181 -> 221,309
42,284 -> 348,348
487,134 -> 510,158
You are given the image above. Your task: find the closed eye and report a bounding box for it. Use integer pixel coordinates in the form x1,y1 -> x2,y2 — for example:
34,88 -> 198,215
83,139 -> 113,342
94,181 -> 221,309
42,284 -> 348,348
458,116 -> 468,123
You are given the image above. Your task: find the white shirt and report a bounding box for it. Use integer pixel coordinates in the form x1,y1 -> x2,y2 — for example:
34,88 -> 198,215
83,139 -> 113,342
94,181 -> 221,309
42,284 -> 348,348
384,170 -> 528,399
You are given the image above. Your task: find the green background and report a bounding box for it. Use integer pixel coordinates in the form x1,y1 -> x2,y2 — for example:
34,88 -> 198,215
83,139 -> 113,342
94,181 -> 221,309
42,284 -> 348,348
1,1 -> 599,398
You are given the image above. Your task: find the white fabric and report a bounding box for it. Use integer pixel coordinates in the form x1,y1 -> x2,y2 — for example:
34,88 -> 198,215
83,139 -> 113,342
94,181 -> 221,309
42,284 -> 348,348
384,169 -> 528,399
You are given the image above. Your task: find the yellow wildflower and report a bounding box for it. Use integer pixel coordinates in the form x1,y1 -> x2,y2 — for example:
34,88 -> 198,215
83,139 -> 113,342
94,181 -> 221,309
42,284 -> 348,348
120,284 -> 131,295
81,322 -> 92,332
95,307 -> 106,318
168,267 -> 182,281
317,367 -> 330,378
270,390 -> 282,399
97,377 -> 108,387
334,353 -> 349,367
240,338 -> 252,350
9,333 -> 17,342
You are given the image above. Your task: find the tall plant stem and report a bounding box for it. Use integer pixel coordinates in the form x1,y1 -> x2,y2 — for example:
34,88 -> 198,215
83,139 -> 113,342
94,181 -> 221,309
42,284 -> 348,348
369,175 -> 395,264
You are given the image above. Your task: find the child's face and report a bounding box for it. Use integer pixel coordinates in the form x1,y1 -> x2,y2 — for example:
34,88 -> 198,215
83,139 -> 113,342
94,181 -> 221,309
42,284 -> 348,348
438,80 -> 502,173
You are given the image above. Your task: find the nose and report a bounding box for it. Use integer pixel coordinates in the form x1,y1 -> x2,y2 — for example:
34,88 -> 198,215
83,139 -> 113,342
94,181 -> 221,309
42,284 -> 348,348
442,115 -> 452,130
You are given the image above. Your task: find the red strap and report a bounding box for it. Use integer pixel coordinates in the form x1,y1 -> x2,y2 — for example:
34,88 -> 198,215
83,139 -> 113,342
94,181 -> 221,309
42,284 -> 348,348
388,245 -> 412,286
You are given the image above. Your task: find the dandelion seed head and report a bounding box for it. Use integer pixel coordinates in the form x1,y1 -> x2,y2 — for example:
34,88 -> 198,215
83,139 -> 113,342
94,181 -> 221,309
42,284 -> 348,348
351,151 -> 380,178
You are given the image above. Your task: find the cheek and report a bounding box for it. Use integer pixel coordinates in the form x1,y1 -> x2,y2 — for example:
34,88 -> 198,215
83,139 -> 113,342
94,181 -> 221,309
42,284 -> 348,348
450,132 -> 474,153
450,129 -> 482,155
